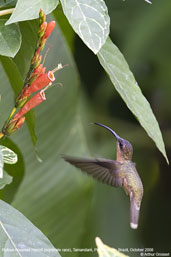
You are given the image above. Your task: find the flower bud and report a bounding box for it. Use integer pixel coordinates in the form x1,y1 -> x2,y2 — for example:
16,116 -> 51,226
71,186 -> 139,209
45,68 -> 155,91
39,37 -> 46,51
33,64 -> 46,76
33,55 -> 42,69
14,117 -> 26,130
36,47 -> 41,56
16,96 -> 28,109
44,21 -> 56,39
14,90 -> 46,120
28,64 -> 46,85
28,74 -> 39,87
39,9 -> 46,24
15,85 -> 30,107
31,50 -> 39,65
38,21 -> 47,38
4,116 -> 25,136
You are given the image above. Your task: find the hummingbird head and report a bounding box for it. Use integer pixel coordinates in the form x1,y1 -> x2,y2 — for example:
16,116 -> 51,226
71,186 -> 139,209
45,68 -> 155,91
116,137 -> 133,162
94,123 -> 133,162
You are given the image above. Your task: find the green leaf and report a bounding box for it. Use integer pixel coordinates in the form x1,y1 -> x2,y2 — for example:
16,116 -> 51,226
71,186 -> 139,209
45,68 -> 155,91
0,21 -> 94,254
14,20 -> 38,79
25,111 -> 37,145
6,0 -> 59,25
0,170 -> 12,189
97,37 -> 168,163
0,145 -> 18,164
0,200 -> 61,256
53,8 -> 75,53
0,56 -> 23,96
60,0 -> 110,54
95,237 -> 129,257
0,19 -> 21,57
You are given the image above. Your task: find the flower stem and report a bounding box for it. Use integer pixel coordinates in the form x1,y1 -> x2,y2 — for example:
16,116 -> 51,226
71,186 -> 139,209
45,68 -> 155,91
8,107 -> 17,121
0,132 -> 4,139
3,107 -> 17,131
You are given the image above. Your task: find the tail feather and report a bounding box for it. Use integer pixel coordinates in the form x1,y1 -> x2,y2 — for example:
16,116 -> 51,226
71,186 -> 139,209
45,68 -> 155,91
130,192 -> 140,229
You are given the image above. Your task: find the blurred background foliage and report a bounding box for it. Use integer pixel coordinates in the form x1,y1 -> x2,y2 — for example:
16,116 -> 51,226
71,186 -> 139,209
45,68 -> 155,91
0,0 -> 171,256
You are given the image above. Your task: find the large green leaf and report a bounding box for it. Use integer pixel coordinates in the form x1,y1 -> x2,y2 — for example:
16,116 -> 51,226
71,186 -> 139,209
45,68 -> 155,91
60,0 -> 110,54
6,0 -> 59,25
0,21 -> 94,256
0,19 -> 21,57
14,20 -> 38,80
0,200 -> 61,257
97,37 -> 168,163
53,8 -> 75,53
0,170 -> 12,189
0,56 -> 23,96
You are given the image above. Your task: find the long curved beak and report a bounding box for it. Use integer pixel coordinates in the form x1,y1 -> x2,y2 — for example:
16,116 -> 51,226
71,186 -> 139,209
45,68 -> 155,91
94,122 -> 121,141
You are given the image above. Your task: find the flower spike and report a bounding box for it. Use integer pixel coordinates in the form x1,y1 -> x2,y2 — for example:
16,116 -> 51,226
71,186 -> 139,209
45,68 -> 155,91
0,9 -> 61,139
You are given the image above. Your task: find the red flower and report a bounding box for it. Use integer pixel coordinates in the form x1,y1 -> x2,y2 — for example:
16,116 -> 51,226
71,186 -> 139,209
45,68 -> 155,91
14,90 -> 46,120
44,21 -> 56,39
23,71 -> 55,97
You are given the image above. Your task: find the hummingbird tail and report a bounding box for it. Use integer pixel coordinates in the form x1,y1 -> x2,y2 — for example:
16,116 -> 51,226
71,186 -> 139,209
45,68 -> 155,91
130,192 -> 140,229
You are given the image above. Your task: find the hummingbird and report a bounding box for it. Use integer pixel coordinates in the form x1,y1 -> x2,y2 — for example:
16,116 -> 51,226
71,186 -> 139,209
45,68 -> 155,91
63,123 -> 143,229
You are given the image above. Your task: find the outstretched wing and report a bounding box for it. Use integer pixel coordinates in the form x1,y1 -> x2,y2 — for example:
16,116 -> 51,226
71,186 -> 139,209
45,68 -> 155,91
62,156 -> 123,187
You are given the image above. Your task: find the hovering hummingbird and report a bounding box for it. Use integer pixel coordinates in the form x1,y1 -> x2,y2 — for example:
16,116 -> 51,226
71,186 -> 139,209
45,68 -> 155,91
63,123 -> 143,229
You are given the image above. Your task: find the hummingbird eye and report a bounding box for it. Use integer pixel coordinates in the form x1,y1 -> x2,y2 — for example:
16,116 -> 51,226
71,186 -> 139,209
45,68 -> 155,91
119,141 -> 123,149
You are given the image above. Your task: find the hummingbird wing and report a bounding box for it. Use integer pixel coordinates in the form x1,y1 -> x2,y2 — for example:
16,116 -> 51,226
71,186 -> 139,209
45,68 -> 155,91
63,156 -> 123,187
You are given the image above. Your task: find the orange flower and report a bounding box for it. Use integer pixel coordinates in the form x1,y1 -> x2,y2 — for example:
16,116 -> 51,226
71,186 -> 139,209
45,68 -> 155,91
23,71 -> 55,97
14,90 -> 46,120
